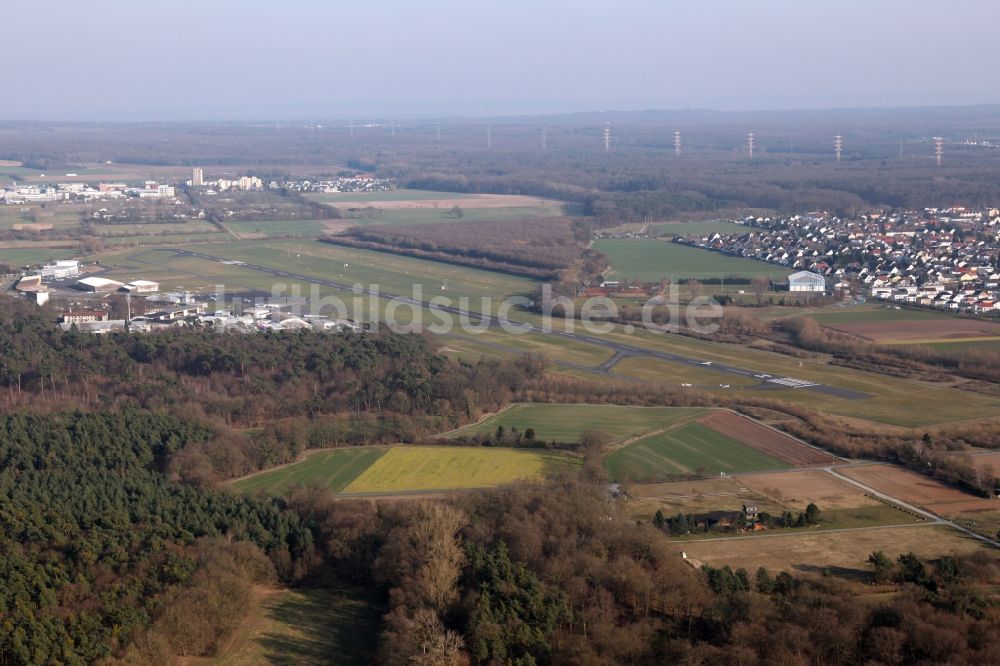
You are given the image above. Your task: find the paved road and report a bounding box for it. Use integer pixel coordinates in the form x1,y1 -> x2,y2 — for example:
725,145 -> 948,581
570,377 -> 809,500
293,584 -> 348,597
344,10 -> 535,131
156,248 -> 869,399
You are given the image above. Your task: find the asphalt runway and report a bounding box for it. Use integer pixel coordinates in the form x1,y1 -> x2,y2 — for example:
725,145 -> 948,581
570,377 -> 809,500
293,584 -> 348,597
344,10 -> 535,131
160,248 -> 870,400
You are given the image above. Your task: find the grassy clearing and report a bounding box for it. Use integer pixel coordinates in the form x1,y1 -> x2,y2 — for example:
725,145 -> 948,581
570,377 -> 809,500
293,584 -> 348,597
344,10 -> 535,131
232,448 -> 387,495
226,218 -> 329,237
605,423 -> 789,481
342,445 -> 578,493
593,238 -> 793,282
0,247 -> 78,266
206,587 -> 379,666
450,403 -> 707,443
610,356 -> 759,389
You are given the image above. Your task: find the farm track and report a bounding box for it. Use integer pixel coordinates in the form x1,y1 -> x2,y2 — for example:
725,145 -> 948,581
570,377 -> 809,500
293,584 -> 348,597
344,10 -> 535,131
153,248 -> 870,400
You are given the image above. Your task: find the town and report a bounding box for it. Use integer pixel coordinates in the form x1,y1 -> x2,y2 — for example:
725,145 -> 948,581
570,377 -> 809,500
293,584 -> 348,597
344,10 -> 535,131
676,206 -> 1000,313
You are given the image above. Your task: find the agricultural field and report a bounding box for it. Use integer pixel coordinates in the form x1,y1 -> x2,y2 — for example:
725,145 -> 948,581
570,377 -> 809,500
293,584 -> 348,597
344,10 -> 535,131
736,469 -> 880,511
232,448 -> 387,495
448,403 -> 707,443
341,446 -> 579,494
624,468 -> 919,532
593,238 -> 793,282
682,525 -> 990,576
838,464 -> 997,515
696,411 -> 839,465
604,423 -> 790,482
810,305 -> 1000,344
232,444 -> 577,497
203,587 -> 378,666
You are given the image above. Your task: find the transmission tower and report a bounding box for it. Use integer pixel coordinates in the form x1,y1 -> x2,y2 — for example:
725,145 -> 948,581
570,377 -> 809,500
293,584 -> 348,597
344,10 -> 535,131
674,130 -> 682,156
834,135 -> 843,162
934,137 -> 943,166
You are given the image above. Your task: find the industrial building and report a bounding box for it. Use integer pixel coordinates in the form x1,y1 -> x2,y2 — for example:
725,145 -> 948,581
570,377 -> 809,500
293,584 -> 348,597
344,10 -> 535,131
75,277 -> 124,293
787,271 -> 827,293
121,280 -> 160,293
41,260 -> 80,280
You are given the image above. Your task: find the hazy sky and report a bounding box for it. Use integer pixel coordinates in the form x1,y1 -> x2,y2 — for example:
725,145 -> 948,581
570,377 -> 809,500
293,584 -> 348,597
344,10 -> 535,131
5,0 -> 999,120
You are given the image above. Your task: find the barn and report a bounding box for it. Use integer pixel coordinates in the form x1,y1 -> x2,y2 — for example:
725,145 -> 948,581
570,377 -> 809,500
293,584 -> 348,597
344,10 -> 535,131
787,271 -> 826,293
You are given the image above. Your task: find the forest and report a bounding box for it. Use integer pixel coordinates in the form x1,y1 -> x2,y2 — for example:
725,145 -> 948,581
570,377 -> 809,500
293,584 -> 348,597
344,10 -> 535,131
0,410 -> 313,663
0,300 -> 997,662
287,479 -> 1000,665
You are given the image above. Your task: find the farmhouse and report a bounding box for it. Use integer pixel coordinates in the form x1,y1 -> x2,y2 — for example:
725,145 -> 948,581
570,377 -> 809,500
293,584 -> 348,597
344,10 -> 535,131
787,271 -> 826,293
75,277 -> 124,293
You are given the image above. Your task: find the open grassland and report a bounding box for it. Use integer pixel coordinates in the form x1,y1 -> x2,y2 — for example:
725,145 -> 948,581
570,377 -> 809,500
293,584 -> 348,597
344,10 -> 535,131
341,446 -> 578,493
609,356 -> 759,389
87,239 -> 536,315
232,448 -> 387,495
190,239 -> 537,312
605,423 -> 790,482
593,238 -> 793,282
201,587 -> 378,666
449,403 -> 707,443
0,247 -> 77,266
681,525 -> 990,576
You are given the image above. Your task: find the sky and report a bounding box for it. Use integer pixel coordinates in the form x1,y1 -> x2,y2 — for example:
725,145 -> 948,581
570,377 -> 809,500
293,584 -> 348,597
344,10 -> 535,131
5,0 -> 999,120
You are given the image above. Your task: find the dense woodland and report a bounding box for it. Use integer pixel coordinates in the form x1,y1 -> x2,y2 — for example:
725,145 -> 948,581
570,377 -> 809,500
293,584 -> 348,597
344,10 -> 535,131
292,480 -> 1000,665
0,299 -> 998,662
0,410 -> 311,663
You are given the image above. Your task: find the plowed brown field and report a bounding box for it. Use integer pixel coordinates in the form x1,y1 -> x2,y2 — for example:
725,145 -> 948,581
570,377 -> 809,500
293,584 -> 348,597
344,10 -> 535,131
698,411 -> 838,465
